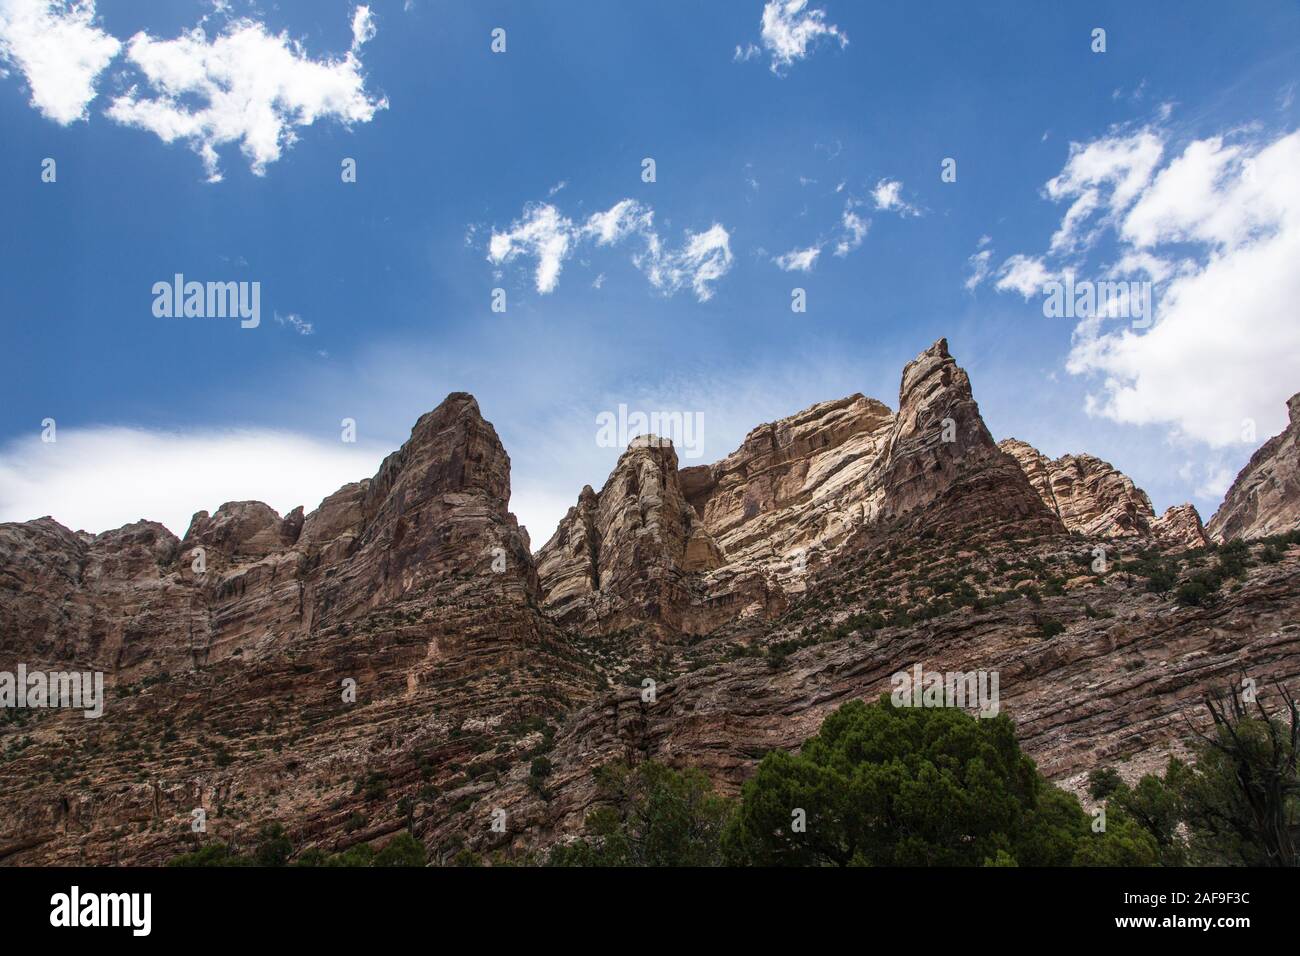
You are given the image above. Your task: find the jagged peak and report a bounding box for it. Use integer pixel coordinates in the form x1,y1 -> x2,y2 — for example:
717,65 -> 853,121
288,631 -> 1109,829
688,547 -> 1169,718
627,433 -> 675,450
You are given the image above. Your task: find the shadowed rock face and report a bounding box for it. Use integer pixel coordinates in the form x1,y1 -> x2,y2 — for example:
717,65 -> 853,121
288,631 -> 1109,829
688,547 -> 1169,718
0,393 -> 540,678
869,339 -> 1060,536
0,394 -> 596,865
1208,393 -> 1300,542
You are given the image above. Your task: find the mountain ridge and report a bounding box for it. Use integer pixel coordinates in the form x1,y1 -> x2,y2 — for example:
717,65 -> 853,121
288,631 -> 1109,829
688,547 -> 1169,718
2,339 -> 1298,865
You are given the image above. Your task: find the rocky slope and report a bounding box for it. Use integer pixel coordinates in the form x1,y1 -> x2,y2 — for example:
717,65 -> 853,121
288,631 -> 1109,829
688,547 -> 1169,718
1,342 -> 1297,866
479,538 -> 1300,859
1208,392 -> 1300,542
0,395 -> 597,864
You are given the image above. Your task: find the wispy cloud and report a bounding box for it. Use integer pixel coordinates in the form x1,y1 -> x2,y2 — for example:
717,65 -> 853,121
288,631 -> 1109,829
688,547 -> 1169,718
964,236 -> 993,291
871,178 -> 921,217
275,311 -> 314,336
833,203 -> 869,256
773,244 -> 821,272
487,197 -> 733,301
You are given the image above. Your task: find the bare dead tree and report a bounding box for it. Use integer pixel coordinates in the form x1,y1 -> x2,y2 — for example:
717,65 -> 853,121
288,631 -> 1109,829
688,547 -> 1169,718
1186,680 -> 1299,867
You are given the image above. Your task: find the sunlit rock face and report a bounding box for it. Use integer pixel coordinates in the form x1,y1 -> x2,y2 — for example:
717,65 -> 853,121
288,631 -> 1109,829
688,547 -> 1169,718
1208,392 -> 1300,542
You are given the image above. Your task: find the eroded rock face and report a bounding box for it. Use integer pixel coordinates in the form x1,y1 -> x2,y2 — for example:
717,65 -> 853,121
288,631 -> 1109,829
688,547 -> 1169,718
1000,438 -> 1208,548
1,394 -> 543,679
0,394 -> 596,865
999,440 -> 1158,538
538,339 -> 1060,636
535,437 -> 700,633
870,340 -> 1059,537
1152,504 -> 1209,549
1208,393 -> 1300,542
484,544 -> 1300,861
2,345 -> 1296,867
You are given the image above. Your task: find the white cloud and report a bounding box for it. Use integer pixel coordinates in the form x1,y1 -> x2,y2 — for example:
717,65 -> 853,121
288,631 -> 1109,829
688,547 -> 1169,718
0,0 -> 120,124
871,178 -> 920,217
833,204 -> 869,256
488,203 -> 576,294
995,124 -> 1300,448
773,244 -> 821,272
275,311 -> 314,335
583,198 -> 654,246
487,197 -> 733,302
994,254 -> 1057,299
640,223 -> 734,301
1043,129 -> 1163,254
0,427 -> 386,537
746,0 -> 847,75
967,243 -> 993,291
105,5 -> 387,182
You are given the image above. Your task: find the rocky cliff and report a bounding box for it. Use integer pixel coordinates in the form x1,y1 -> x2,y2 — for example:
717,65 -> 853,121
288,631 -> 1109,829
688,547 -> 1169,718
1,343 -> 1297,866
537,339 -> 1061,636
998,439 -> 1206,548
1208,392 -> 1300,542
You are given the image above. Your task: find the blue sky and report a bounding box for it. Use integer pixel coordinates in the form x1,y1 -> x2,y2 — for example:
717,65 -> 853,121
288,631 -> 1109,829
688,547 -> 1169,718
1,0 -> 1298,545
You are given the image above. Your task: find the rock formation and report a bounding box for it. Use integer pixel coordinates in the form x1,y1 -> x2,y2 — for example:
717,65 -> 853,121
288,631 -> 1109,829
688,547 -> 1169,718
1208,392 -> 1300,542
537,339 -> 1061,636
1,342 -> 1296,866
999,439 -> 1206,548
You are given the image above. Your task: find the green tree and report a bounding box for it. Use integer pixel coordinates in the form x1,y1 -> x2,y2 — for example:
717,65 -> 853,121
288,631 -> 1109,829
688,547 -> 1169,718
253,823 -> 293,867
1071,806 -> 1160,866
548,761 -> 733,866
1087,767 -> 1123,801
1107,762 -> 1190,866
373,832 -> 427,867
725,696 -> 1099,867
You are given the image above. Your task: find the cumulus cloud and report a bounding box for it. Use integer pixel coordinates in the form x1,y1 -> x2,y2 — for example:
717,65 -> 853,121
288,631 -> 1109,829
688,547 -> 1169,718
105,6 -> 388,182
0,0 -> 121,124
1044,129 -> 1163,254
872,178 -> 920,217
639,223 -> 734,302
0,427 -> 387,536
773,244 -> 821,272
740,0 -> 847,75
487,197 -> 733,302
995,125 -> 1300,448
0,2 -> 386,180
